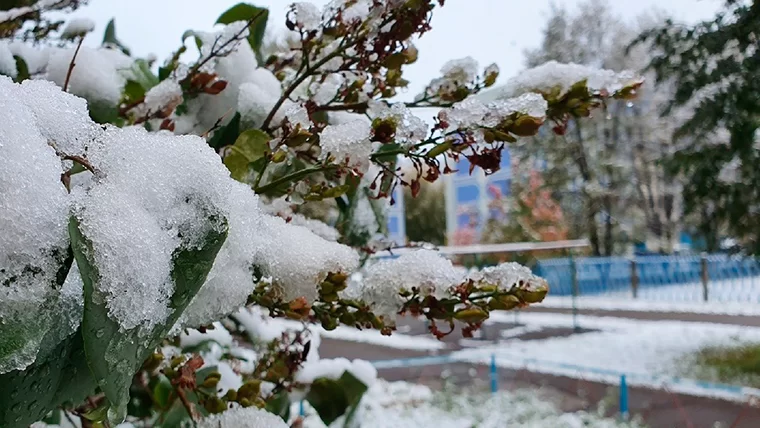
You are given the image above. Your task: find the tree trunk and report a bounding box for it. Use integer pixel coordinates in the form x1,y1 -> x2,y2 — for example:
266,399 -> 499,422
571,121 -> 601,256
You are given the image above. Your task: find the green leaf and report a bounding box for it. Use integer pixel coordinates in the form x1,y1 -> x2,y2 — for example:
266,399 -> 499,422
123,80 -> 146,105
152,375 -> 174,410
12,56 -> 29,82
372,143 -> 403,162
379,168 -> 395,197
181,29 -> 196,43
42,410 -> 61,425
265,390 -> 291,422
103,18 -> 116,44
181,29 -> 203,51
156,401 -> 193,428
158,66 -> 171,81
70,216 -> 228,424
305,371 -> 369,426
216,3 -> 269,63
82,401 -> 109,422
180,340 -> 218,354
130,59 -> 159,90
0,320 -> 45,370
426,140 -> 452,158
208,113 -> 241,150
89,101 -> 120,124
223,129 -> 270,182
322,184 -> 351,198
102,18 -> 131,56
0,246 -> 72,385
0,330 -> 98,428
127,382 -> 153,418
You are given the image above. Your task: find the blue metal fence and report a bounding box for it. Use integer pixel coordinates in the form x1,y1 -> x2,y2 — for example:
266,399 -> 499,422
534,254 -> 760,302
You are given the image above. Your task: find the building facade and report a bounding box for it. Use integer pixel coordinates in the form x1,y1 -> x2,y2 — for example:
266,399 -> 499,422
444,152 -> 511,245
386,185 -> 407,246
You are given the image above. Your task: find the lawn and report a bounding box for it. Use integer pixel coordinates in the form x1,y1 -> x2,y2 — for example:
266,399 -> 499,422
684,343 -> 760,388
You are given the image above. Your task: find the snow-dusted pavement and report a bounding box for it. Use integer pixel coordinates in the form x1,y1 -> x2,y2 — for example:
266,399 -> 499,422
453,312 -> 760,401
298,379 -> 644,428
540,294 -> 760,316
560,275 -> 760,311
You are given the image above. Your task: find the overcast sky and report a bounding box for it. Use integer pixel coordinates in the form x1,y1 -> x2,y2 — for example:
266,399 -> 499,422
68,0 -> 722,99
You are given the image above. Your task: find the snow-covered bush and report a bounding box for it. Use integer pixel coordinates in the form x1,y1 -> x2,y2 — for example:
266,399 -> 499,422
0,1 -> 642,427
297,379 -> 646,428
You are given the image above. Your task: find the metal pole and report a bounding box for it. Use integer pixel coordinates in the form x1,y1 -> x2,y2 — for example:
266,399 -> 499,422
701,253 -> 709,302
490,354 -> 498,394
619,374 -> 628,420
630,258 -> 638,299
570,251 -> 580,332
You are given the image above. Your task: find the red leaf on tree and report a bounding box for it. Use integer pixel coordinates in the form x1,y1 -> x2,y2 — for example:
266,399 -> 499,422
173,355 -> 204,390
190,72 -> 216,89
411,179 -> 421,197
204,80 -> 229,95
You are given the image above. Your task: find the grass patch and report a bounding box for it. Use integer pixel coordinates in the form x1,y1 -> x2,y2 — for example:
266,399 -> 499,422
688,343 -> 760,388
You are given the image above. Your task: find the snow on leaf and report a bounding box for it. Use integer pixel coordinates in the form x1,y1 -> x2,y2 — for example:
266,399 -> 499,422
197,407 -> 288,428
292,2 -> 322,31
255,215 -> 360,303
0,41 -> 17,78
440,56 -> 479,84
0,77 -> 74,374
368,101 -> 428,147
498,60 -> 643,99
319,120 -> 372,173
143,78 -> 182,115
61,18 -> 96,39
46,46 -> 133,108
354,250 -> 463,319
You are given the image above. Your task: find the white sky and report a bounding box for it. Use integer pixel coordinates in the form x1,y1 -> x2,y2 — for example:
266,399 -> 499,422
68,0 -> 722,99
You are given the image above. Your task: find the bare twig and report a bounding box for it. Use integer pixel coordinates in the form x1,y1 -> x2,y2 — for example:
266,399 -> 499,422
313,101 -> 369,112
311,98 -> 455,113
176,387 -> 200,421
253,164 -> 337,195
261,47 -> 348,131
201,108 -> 234,138
118,96 -> 145,116
63,37 -> 84,93
182,9 -> 267,85
62,154 -> 97,174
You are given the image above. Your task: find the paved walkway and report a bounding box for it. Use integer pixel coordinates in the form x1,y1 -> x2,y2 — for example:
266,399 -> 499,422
319,310 -> 760,428
524,306 -> 760,326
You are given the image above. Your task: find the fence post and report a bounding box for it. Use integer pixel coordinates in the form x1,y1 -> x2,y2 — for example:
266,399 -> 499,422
490,354 -> 498,394
570,252 -> 580,332
619,374 -> 628,420
701,253 -> 709,302
630,258 -> 638,299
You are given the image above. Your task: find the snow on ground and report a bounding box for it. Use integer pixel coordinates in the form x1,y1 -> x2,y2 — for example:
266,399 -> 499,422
455,312 -> 760,401
539,273 -> 760,315
297,379 -> 643,428
540,294 -> 760,316
602,275 -> 760,304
